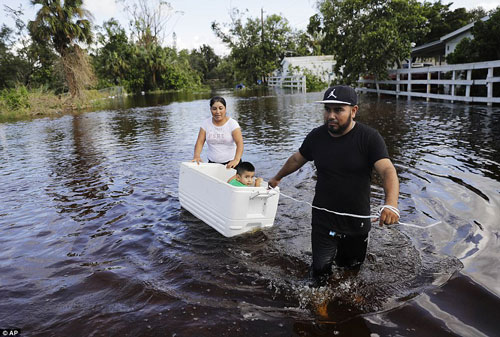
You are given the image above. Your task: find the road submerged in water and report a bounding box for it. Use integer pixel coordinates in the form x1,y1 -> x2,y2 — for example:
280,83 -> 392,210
1,89 -> 499,336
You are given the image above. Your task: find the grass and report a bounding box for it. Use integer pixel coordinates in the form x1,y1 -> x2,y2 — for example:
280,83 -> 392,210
0,87 -> 115,119
0,85 -> 217,121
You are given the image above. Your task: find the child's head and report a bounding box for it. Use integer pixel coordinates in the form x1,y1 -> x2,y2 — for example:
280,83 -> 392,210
235,162 -> 256,186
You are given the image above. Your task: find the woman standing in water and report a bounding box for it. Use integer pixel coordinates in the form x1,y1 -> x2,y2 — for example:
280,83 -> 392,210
192,96 -> 243,169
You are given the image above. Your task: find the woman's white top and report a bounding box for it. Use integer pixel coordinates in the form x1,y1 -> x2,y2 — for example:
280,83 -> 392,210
201,117 -> 240,163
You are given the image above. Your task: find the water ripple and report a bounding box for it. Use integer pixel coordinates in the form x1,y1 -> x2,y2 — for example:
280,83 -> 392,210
1,92 -> 499,336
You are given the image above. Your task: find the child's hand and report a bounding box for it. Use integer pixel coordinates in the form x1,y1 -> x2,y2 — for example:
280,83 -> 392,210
255,177 -> 263,187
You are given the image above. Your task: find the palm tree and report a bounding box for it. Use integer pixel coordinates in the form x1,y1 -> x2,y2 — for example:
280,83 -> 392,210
28,0 -> 94,97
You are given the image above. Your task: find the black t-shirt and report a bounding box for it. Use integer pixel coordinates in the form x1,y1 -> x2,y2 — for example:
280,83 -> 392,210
299,122 -> 389,235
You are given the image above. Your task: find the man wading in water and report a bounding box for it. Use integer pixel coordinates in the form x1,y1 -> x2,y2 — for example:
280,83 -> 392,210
268,85 -> 400,287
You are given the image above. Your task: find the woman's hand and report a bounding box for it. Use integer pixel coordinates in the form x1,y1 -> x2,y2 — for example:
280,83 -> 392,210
255,177 -> 263,187
226,159 -> 239,169
192,128 -> 206,166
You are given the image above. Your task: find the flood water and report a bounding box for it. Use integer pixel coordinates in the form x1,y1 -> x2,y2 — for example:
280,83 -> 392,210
1,90 -> 499,336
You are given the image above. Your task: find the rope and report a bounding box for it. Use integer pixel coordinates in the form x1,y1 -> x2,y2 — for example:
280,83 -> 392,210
276,190 -> 441,229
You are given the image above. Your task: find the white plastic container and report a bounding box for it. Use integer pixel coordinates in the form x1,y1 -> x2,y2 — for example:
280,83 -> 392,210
178,162 -> 280,237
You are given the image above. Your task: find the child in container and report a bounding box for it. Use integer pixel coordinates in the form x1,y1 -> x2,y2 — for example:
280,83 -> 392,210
227,162 -> 263,187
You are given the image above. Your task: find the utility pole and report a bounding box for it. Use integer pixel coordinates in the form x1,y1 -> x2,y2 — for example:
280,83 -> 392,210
261,7 -> 265,85
261,7 -> 264,43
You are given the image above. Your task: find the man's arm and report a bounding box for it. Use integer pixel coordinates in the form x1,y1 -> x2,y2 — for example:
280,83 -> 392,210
374,158 -> 400,225
268,151 -> 308,188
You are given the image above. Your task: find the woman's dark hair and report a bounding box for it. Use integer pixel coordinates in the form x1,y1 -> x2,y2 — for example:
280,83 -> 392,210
236,161 -> 255,175
210,96 -> 226,108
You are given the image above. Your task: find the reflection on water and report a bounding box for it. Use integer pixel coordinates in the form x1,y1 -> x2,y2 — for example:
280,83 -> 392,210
0,90 -> 499,336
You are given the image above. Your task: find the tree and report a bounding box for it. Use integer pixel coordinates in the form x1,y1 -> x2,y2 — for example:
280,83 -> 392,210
315,0 -> 427,85
0,6 -> 30,88
3,5 -> 61,90
119,0 -> 181,47
28,0 -> 94,97
446,8 -> 500,98
291,30 -> 316,56
0,25 -> 23,89
93,19 -> 133,87
416,1 -> 488,45
447,7 -> 500,63
160,49 -> 202,90
188,45 -> 220,81
23,36 -> 63,91
212,11 -> 296,85
280,14 -> 328,57
141,43 -> 170,89
118,0 -> 188,90
209,56 -> 237,85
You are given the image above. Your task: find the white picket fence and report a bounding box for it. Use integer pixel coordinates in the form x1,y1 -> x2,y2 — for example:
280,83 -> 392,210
267,76 -> 307,92
357,60 -> 500,106
98,86 -> 126,98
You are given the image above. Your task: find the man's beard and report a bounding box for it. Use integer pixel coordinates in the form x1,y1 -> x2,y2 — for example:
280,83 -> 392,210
326,115 -> 352,135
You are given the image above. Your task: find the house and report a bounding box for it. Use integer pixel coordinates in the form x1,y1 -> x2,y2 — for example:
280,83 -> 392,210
274,55 -> 336,83
411,16 -> 490,66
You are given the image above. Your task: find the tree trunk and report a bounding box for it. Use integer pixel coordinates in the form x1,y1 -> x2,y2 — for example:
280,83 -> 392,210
61,49 -> 79,97
61,46 -> 95,98
152,68 -> 157,88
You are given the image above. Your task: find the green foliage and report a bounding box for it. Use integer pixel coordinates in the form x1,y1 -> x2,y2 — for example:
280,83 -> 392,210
0,86 -> 30,111
417,1 -> 486,45
446,38 -> 476,64
316,0 -> 428,84
292,31 -> 317,56
209,57 -> 237,86
120,46 -> 202,93
446,8 -> 500,98
91,19 -> 202,93
160,49 -> 202,90
447,7 -> 500,64
0,25 -> 23,89
212,12 -> 299,86
0,1 -> 208,114
25,42 -> 63,91
28,0 -> 95,97
93,19 -> 132,86
1,6 -> 62,91
28,0 -> 93,56
288,66 -> 328,91
303,69 -> 328,91
122,76 -> 145,94
188,45 -> 221,81
306,14 -> 324,55
161,62 -> 201,90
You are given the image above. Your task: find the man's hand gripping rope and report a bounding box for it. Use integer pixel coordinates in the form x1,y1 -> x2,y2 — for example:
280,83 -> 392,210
269,187 -> 441,229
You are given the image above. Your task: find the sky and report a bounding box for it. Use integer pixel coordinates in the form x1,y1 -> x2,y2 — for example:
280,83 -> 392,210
0,0 -> 499,56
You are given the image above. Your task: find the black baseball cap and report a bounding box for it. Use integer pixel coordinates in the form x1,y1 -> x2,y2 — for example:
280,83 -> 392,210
316,85 -> 357,105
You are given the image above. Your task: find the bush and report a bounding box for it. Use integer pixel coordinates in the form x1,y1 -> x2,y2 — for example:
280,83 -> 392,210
161,63 -> 202,90
302,69 -> 328,92
1,86 -> 30,111
287,66 -> 328,92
